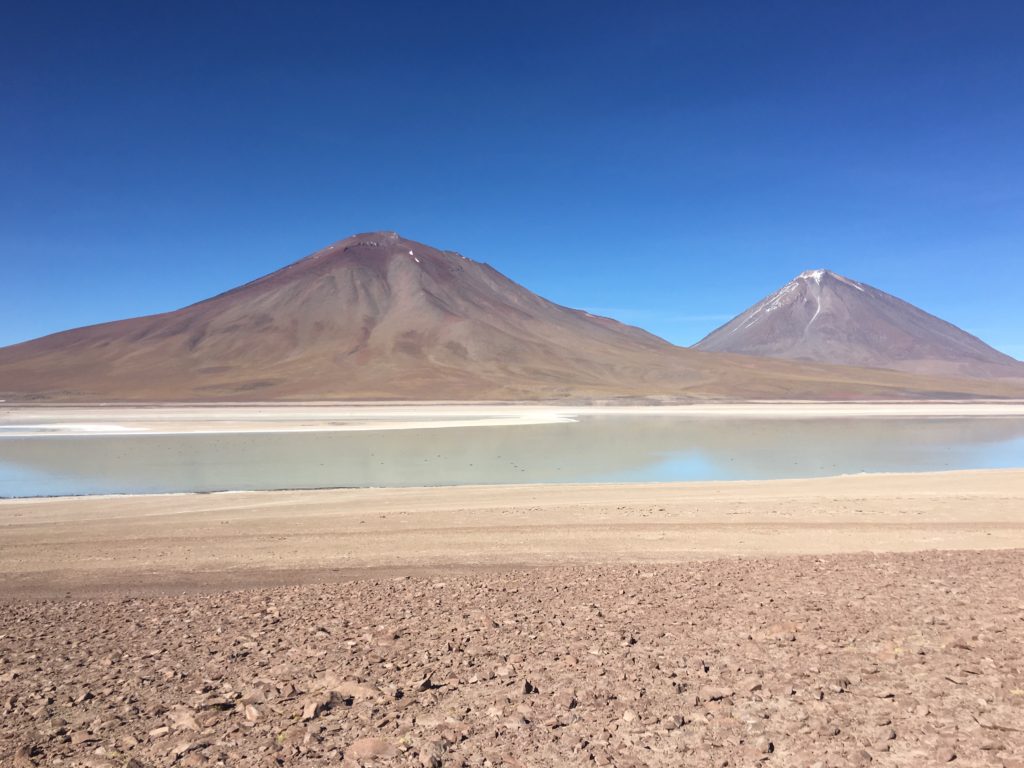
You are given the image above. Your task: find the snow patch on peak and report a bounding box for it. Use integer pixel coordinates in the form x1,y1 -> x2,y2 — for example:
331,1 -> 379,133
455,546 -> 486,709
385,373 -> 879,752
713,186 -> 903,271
727,281 -> 801,335
794,269 -> 866,292
798,269 -> 826,284
764,282 -> 799,313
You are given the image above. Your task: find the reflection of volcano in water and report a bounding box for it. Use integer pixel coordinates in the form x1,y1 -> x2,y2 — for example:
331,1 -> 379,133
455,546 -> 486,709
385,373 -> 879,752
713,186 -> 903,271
2,416 -> 1024,497
599,417 -> 1024,482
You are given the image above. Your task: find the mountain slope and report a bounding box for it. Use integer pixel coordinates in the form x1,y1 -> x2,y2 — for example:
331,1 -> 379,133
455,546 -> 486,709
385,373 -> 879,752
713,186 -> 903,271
694,269 -> 1024,379
0,237 -> 1021,401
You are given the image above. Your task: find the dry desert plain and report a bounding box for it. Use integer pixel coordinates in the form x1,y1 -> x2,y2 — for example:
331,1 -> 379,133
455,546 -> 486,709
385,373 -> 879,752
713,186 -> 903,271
2,404 -> 1024,767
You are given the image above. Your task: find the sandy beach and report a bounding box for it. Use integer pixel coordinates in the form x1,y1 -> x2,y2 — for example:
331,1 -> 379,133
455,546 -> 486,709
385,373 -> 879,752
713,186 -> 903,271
2,468 -> 1022,596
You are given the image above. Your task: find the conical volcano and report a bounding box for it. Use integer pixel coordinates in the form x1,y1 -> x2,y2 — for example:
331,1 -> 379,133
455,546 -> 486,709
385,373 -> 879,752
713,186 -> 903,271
0,232 -> 680,400
694,269 -> 1024,379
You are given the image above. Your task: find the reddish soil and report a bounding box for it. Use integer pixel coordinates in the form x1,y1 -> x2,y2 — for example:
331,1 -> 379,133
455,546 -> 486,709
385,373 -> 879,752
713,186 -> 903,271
2,549 -> 1023,767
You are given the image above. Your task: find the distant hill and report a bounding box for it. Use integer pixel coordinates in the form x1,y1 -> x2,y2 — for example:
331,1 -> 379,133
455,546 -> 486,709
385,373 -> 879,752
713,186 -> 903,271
0,235 -> 1021,401
694,269 -> 1024,380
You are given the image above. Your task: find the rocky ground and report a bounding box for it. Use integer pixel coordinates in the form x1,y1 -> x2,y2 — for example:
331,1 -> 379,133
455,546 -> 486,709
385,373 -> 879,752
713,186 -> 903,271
2,550 -> 1023,767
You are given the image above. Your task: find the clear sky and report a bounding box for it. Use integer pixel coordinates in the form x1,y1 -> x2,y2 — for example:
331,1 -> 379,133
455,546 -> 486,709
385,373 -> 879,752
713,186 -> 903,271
2,1 -> 1022,356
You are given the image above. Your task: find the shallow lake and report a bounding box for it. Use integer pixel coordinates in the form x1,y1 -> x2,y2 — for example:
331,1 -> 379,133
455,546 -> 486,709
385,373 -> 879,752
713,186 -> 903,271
2,415 -> 1024,497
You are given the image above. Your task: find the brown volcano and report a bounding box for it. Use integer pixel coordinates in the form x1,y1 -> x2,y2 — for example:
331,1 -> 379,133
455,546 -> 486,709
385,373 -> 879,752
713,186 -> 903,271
695,269 -> 1024,380
0,235 -> 1020,401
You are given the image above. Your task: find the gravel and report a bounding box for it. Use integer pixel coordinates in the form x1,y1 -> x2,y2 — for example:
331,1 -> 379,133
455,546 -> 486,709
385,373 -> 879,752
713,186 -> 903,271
2,550 -> 1023,767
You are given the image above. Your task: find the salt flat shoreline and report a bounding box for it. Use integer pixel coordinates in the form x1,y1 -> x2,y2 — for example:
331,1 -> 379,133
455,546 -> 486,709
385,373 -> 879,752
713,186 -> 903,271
2,468 -> 1023,597
3,400 -> 1024,436
3,402 -> 1023,596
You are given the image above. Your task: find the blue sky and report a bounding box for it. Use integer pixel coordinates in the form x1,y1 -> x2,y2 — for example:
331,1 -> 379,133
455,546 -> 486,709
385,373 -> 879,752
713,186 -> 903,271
2,1 -> 1022,356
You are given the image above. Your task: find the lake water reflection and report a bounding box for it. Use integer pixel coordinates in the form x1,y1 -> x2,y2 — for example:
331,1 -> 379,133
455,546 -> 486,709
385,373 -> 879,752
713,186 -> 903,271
2,415 -> 1024,497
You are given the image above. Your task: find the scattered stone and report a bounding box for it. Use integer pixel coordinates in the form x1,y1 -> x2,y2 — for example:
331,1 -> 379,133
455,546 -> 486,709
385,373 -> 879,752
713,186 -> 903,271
1,551 -> 1022,767
347,737 -> 400,760
553,691 -> 577,710
698,686 -> 734,702
301,694 -> 329,721
419,738 -> 445,767
168,707 -> 200,731
171,740 -> 198,757
13,745 -> 37,768
412,673 -> 434,692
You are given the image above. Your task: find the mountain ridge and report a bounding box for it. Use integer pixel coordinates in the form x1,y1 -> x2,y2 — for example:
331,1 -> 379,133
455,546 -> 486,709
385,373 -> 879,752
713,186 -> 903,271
1,234 -> 1021,402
